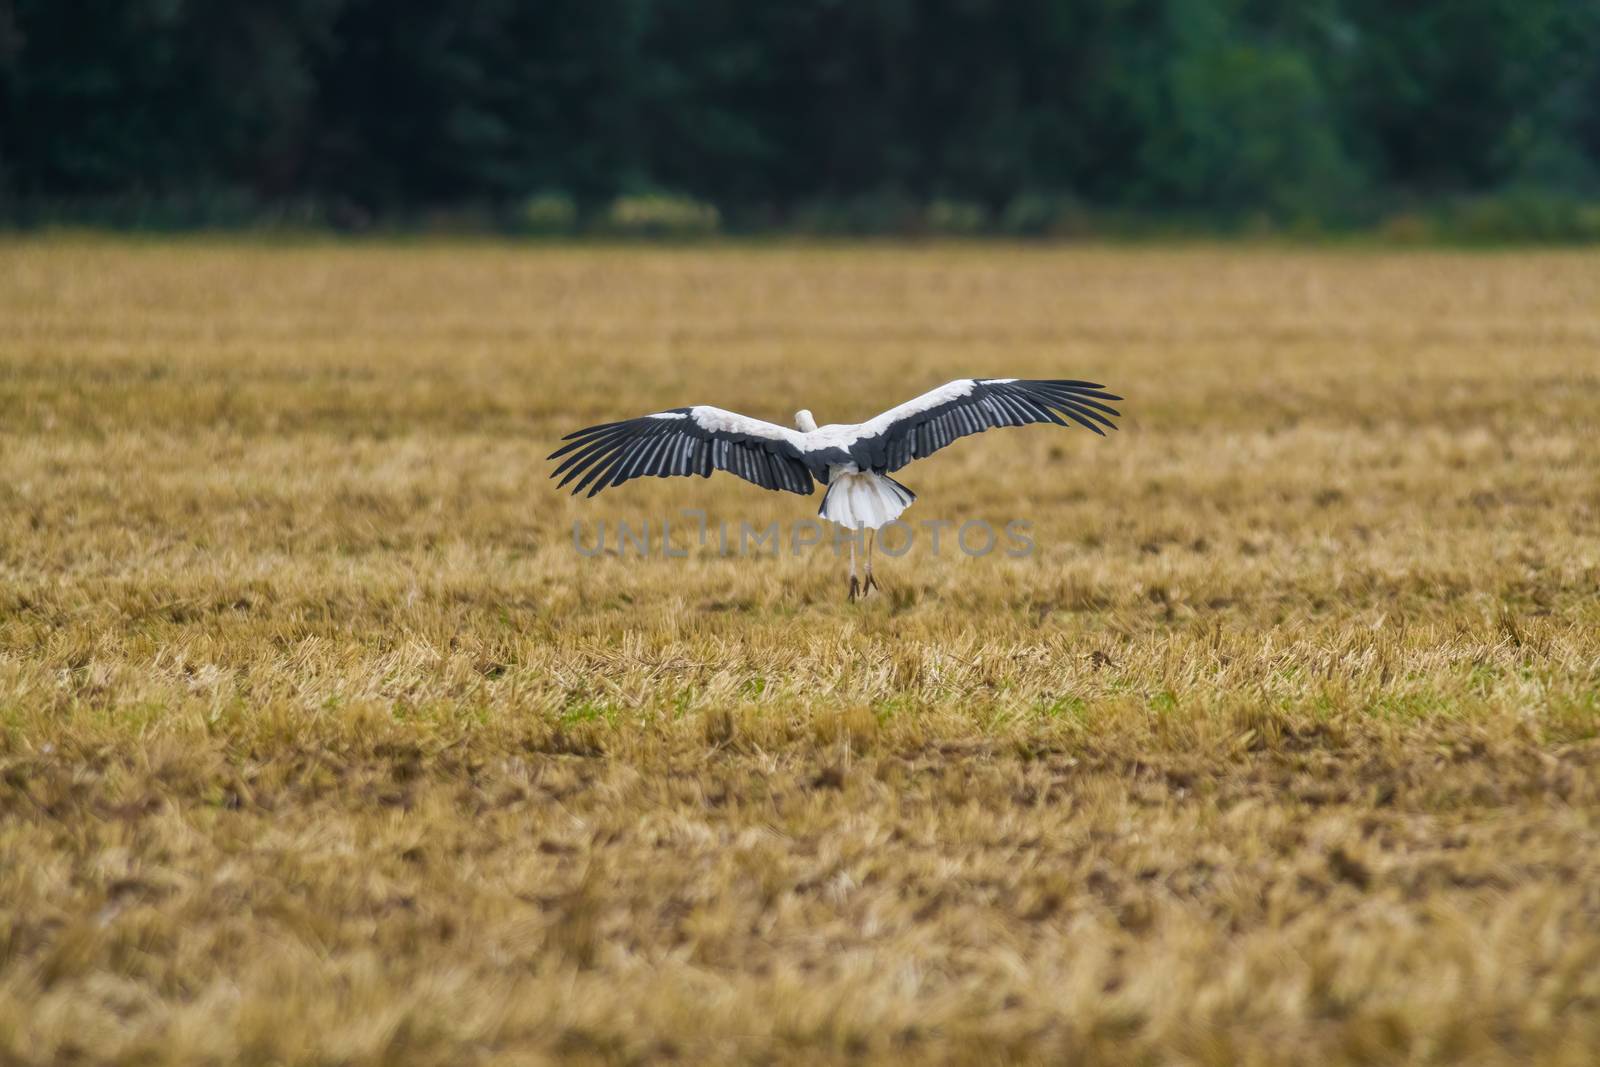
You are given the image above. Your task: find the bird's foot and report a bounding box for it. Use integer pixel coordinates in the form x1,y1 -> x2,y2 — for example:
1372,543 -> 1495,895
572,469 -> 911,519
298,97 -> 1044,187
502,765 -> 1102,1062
863,572 -> 879,595
848,576 -> 860,602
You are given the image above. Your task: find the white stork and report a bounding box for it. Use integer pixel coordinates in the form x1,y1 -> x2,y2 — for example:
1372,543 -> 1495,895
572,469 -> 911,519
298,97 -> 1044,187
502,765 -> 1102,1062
549,378 -> 1121,600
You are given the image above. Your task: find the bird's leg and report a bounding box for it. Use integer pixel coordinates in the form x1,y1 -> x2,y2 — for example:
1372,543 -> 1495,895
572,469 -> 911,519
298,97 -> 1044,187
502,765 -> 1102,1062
864,528 -> 879,594
848,535 -> 860,602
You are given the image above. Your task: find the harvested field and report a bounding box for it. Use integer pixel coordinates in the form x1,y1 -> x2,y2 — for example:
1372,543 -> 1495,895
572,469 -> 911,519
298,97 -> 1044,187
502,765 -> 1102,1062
2,239 -> 1599,1065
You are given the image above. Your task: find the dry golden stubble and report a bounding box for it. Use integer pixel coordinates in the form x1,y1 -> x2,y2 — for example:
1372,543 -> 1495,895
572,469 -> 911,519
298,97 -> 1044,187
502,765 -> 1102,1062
1,238 -> 1599,1065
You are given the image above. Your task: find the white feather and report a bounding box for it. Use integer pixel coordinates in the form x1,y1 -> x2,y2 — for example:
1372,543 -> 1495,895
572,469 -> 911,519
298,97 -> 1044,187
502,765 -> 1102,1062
819,470 -> 914,530
793,379 -> 989,451
688,406 -> 800,441
686,378 -> 1015,453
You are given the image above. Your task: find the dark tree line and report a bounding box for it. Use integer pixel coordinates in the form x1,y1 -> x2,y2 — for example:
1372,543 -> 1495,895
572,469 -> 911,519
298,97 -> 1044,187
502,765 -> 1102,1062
2,0 -> 1597,230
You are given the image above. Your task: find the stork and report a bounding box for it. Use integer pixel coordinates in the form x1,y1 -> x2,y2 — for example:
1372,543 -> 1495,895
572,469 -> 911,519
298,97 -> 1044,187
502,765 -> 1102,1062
549,379 -> 1121,600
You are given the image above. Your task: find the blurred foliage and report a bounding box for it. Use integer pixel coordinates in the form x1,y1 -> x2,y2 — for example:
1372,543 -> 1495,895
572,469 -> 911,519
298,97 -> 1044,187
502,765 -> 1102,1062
1,0 -> 1598,236
601,193 -> 721,237
517,192 -> 579,236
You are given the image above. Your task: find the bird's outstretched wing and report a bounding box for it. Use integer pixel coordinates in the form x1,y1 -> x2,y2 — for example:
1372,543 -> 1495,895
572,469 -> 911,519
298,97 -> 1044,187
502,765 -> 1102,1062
832,379 -> 1121,474
548,407 -> 816,497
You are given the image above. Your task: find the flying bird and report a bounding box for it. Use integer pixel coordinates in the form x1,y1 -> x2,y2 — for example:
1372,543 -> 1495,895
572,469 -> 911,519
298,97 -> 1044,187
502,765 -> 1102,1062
549,378 -> 1121,600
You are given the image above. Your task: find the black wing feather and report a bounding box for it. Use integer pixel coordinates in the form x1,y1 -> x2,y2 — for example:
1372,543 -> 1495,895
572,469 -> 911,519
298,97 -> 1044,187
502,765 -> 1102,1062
845,379 -> 1121,474
547,409 -> 816,497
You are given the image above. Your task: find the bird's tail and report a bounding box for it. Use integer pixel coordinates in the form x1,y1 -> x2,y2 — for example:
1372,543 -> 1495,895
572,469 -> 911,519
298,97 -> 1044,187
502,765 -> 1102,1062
818,472 -> 916,530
